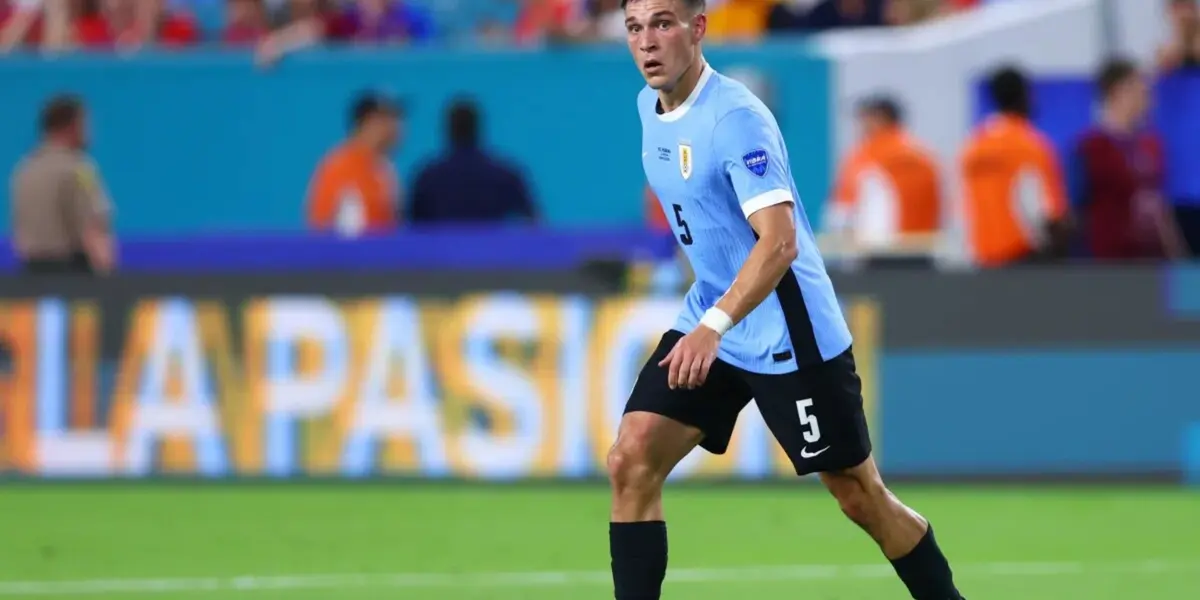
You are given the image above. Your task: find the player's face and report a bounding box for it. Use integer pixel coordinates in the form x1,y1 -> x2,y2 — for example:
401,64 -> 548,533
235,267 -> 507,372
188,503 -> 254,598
625,0 -> 705,91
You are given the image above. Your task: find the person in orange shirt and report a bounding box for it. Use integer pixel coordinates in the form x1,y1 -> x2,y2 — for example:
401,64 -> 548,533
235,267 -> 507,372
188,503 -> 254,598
707,0 -> 776,42
960,66 -> 1071,267
307,92 -> 403,236
825,96 -> 942,260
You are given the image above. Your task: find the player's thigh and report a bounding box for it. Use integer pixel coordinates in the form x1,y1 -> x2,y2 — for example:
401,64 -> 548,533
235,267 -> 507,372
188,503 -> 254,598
747,347 -> 873,476
623,330 -> 754,458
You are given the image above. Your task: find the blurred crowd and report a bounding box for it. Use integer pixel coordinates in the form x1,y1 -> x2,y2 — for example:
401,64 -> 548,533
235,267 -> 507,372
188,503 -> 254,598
822,0 -> 1200,268
0,0 -> 995,55
7,0 -> 1200,277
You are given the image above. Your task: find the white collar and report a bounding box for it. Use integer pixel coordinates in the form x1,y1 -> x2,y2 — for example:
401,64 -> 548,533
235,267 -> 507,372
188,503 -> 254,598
657,63 -> 715,123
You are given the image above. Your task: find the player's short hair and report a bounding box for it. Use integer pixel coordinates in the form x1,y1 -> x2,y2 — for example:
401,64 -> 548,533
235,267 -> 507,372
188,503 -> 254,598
856,95 -> 903,125
447,98 -> 481,148
987,65 -> 1031,117
39,94 -> 84,135
350,92 -> 402,131
620,0 -> 707,15
1096,57 -> 1140,100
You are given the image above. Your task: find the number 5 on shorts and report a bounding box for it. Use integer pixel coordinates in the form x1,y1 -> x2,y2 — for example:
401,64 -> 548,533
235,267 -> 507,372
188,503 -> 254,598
796,399 -> 821,444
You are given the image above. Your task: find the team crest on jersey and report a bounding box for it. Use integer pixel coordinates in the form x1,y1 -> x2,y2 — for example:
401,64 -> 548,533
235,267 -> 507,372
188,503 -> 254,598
679,144 -> 693,180
743,149 -> 769,177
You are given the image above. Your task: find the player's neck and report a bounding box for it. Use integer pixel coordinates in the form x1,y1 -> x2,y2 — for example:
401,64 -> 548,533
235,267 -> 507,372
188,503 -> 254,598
658,57 -> 707,113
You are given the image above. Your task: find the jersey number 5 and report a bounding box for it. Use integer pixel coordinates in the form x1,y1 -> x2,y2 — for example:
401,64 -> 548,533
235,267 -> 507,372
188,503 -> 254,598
796,399 -> 821,444
672,204 -> 694,246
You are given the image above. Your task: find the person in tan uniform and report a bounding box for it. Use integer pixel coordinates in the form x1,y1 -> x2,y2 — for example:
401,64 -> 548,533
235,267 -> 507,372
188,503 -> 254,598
9,95 -> 115,275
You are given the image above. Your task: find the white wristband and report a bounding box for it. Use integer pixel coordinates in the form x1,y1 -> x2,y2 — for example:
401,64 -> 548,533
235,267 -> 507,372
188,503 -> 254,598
700,307 -> 734,336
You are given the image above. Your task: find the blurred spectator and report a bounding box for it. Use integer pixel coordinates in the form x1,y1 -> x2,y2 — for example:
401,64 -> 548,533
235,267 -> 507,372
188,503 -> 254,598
1,0 -> 197,52
942,0 -> 978,12
0,0 -> 40,51
73,0 -> 199,49
1,0 -> 86,51
306,92 -> 403,237
513,0 -> 577,46
408,98 -> 538,224
1070,58 -> 1187,261
9,95 -> 115,275
763,0 -> 818,35
707,0 -> 775,42
1157,0 -> 1200,72
825,95 -> 942,258
882,0 -> 939,26
341,0 -> 433,44
960,66 -> 1071,267
578,0 -> 624,42
769,0 -> 883,34
223,0 -> 270,45
256,0 -> 347,65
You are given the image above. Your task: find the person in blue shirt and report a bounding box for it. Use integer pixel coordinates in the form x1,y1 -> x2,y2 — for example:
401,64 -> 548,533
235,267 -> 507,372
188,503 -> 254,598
609,1 -> 966,598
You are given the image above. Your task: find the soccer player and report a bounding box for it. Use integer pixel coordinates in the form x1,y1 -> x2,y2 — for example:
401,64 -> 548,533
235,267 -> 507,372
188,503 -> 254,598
609,1 -> 966,599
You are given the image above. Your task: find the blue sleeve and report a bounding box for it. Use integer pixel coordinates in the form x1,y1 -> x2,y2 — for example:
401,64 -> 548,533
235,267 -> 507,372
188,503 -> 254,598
712,108 -> 795,219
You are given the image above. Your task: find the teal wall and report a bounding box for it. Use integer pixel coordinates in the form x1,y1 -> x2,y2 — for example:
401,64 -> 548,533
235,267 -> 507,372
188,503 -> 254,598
0,46 -> 831,234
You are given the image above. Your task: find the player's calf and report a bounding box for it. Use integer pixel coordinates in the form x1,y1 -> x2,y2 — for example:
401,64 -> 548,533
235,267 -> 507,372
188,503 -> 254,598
821,458 -> 965,600
821,467 -> 926,557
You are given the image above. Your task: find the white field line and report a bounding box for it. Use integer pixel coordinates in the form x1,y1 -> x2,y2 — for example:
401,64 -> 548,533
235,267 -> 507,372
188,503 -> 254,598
0,559 -> 1196,596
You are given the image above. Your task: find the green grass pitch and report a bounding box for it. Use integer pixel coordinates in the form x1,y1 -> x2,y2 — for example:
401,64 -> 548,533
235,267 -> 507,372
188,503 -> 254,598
0,483 -> 1197,599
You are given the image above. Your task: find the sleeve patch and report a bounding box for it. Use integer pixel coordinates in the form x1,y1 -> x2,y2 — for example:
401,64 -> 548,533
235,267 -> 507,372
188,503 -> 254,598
75,164 -> 98,194
742,149 -> 769,177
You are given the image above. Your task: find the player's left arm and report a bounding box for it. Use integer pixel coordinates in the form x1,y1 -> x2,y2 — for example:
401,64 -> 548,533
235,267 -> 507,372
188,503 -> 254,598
660,107 -> 799,390
710,108 -> 799,324
712,203 -> 797,323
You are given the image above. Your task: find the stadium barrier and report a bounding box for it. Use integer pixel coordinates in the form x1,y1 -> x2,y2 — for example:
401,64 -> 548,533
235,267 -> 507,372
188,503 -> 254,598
0,46 -> 830,233
1,266 -> 1198,481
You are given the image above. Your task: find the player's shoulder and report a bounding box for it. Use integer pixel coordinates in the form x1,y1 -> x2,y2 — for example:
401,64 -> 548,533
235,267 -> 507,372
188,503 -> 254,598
707,72 -> 777,129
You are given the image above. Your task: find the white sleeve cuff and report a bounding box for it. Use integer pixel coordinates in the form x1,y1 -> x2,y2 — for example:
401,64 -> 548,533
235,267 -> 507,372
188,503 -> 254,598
741,189 -> 795,219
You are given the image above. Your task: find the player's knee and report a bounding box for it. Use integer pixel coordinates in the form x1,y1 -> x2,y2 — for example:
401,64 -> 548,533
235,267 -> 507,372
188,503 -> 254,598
827,475 -> 889,528
606,439 -> 663,497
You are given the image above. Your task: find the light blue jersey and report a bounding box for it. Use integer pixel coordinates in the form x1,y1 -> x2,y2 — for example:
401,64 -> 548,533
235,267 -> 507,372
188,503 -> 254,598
640,65 -> 851,374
